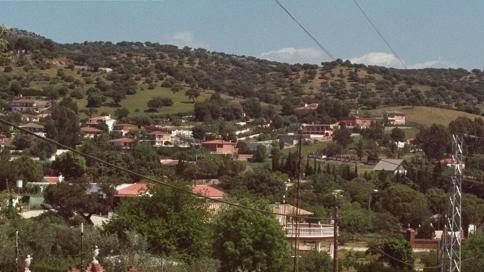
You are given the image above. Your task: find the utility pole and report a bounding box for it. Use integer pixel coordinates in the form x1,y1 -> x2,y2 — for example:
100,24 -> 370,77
333,205 -> 339,272
80,223 -> 84,268
15,230 -> 19,272
445,134 -> 463,272
292,130 -> 303,272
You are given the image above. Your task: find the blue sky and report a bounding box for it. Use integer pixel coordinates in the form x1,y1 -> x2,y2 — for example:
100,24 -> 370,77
1,0 -> 483,69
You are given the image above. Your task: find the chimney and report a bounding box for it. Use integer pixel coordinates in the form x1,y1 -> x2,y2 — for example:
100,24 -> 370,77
405,228 -> 416,246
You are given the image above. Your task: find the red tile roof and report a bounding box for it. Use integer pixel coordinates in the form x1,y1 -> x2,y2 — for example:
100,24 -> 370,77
43,176 -> 61,185
114,123 -> 139,130
115,182 -> 149,197
81,126 -> 102,133
192,184 -> 225,199
160,159 -> 179,166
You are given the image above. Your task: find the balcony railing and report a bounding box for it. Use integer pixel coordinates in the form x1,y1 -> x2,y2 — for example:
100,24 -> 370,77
284,223 -> 335,239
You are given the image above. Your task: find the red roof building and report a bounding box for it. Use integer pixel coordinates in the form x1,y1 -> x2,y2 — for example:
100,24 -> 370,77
115,182 -> 149,197
201,140 -> 238,158
338,116 -> 377,129
108,137 -> 135,149
81,126 -> 103,139
148,131 -> 171,147
192,184 -> 225,200
113,123 -> 140,136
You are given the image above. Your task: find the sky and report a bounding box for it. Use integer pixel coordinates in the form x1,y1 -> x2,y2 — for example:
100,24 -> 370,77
1,0 -> 483,70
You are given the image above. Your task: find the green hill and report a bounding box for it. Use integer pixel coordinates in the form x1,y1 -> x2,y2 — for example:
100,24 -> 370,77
1,27 -> 484,119
370,106 -> 482,126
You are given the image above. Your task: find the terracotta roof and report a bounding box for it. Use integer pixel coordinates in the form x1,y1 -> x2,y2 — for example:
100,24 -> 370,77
109,137 -> 134,143
160,159 -> 179,166
201,140 -> 236,145
114,123 -> 139,130
115,182 -> 149,197
81,126 -> 102,133
84,261 -> 104,272
192,184 -> 225,199
43,176 -> 61,185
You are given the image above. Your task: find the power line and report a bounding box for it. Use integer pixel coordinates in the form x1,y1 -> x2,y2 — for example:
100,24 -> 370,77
351,0 -> 407,68
273,0 -> 336,60
372,246 -> 443,270
0,118 -> 332,221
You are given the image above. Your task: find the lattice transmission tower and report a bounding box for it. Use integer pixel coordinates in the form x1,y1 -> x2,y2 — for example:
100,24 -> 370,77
445,134 -> 464,272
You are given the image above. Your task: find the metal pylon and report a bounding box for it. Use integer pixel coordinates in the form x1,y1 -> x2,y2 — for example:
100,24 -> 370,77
445,134 -> 463,272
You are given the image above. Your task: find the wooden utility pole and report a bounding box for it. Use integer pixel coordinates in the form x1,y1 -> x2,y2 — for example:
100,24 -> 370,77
333,205 -> 339,272
80,223 -> 84,268
292,130 -> 303,272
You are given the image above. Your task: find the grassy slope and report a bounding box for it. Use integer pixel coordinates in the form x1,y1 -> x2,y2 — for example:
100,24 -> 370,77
370,106 -> 481,127
77,86 -> 212,117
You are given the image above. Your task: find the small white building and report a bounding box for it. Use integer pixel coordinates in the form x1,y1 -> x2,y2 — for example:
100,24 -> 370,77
373,159 -> 407,175
85,115 -> 116,132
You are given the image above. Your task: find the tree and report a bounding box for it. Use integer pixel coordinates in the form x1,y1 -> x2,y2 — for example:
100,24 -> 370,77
241,98 -> 262,118
0,26 -> 10,65
299,251 -> 332,272
104,184 -> 210,260
416,124 -> 450,160
323,142 -> 343,157
271,146 -> 282,171
462,232 -> 484,272
132,142 -> 163,177
368,236 -> 414,270
252,144 -> 267,162
380,184 -> 431,226
10,156 -> 43,183
391,127 -> 406,142
45,105 -> 80,147
213,203 -> 289,272
44,178 -> 110,224
115,107 -> 130,120
462,193 -> 484,236
235,170 -> 286,200
51,152 -> 86,178
340,200 -> 375,235
186,88 -> 200,102
12,134 -> 33,150
333,127 -> 352,147
147,96 -> 173,111
87,92 -> 106,107
27,140 -> 57,160
352,138 -> 366,160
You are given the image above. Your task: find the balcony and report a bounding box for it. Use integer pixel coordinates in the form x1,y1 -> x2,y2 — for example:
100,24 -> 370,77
284,223 -> 335,239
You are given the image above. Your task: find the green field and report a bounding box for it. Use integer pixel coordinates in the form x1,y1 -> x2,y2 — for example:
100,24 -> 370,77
371,106 -> 481,127
282,142 -> 329,156
76,86 -> 212,117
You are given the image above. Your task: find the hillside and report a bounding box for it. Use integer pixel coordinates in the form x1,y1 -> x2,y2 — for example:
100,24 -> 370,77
1,27 -> 483,120
370,106 -> 482,127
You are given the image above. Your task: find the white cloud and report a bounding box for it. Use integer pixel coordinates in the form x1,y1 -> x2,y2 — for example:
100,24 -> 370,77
349,52 -> 402,67
349,52 -> 456,69
408,60 -> 457,69
166,31 -> 207,49
258,47 -> 328,64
